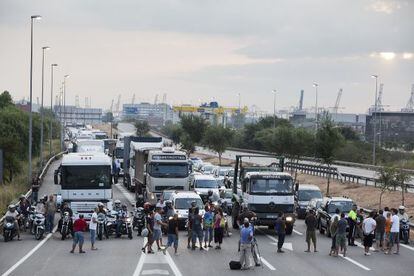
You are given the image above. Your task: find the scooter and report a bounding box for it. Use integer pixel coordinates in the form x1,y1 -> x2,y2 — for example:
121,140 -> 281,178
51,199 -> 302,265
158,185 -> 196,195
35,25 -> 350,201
60,212 -> 72,240
32,212 -> 46,240
133,207 -> 145,236
3,217 -> 18,242
97,213 -> 106,240
105,210 -> 118,238
400,218 -> 411,244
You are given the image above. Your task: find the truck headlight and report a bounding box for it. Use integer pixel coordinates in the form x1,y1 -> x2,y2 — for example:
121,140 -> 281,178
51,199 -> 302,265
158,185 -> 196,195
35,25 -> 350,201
286,216 -> 293,222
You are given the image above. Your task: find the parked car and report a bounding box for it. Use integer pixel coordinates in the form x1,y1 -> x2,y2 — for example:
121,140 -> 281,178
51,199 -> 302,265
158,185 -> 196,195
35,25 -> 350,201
189,157 -> 203,170
316,196 -> 354,237
306,198 -> 323,214
191,174 -> 221,203
200,163 -> 216,175
295,184 -> 323,219
219,189 -> 234,214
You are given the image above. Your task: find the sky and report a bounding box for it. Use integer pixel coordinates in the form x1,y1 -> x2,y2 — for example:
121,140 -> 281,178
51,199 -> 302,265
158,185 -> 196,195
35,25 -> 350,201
0,0 -> 413,114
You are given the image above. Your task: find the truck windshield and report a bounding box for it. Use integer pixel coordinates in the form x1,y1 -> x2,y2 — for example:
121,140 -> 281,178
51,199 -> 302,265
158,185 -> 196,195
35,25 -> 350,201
195,179 -> 218,188
250,178 -> 293,194
61,165 -> 112,189
149,162 -> 189,178
327,201 -> 353,213
115,148 -> 124,159
298,190 -> 323,201
175,198 -> 204,209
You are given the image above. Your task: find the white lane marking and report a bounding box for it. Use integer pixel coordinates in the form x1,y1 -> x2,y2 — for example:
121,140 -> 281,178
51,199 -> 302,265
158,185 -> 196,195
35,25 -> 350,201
265,234 -> 293,251
338,254 -> 371,271
132,251 -> 147,276
354,241 -> 375,251
164,251 -> 183,276
400,244 -> 414,251
1,225 -> 58,276
141,269 -> 169,275
293,229 -> 303,236
260,257 -> 276,271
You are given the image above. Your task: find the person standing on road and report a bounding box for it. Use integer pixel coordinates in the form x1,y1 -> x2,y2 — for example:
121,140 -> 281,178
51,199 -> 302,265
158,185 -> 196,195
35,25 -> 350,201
362,212 -> 376,256
275,211 -> 286,253
191,208 -> 204,250
374,209 -> 386,251
89,208 -> 98,251
239,219 -> 253,270
329,216 -> 339,256
31,176 -> 40,204
305,209 -> 317,253
383,207 -> 390,218
71,214 -> 87,254
384,212 -> 392,254
214,208 -> 224,249
187,201 -> 197,249
163,213 -> 180,256
231,199 -> 240,229
347,205 -> 357,246
355,208 -> 364,240
389,208 -> 400,255
154,207 -> 167,251
335,213 -> 348,257
203,205 -> 214,248
45,194 -> 57,233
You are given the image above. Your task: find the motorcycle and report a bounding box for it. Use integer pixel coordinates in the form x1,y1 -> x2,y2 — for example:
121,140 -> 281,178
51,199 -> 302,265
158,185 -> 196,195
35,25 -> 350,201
132,207 -> 145,236
117,215 -> 133,239
3,216 -> 18,242
60,212 -> 72,240
32,212 -> 46,240
104,210 -> 118,238
400,218 -> 411,244
97,213 -> 106,240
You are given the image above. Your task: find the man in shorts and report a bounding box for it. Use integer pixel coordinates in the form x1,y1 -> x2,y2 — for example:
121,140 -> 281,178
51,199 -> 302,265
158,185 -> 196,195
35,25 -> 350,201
305,210 -> 317,252
389,208 -> 400,254
335,213 -> 348,257
375,209 -> 386,251
153,207 -> 167,251
362,211 -> 376,256
163,213 -> 179,255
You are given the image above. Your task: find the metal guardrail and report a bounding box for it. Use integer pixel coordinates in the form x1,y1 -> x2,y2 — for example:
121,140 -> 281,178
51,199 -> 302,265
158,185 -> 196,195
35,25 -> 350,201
0,151 -> 65,228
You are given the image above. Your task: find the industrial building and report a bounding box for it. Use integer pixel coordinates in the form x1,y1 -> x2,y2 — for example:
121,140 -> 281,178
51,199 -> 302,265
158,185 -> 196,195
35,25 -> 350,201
122,103 -> 175,126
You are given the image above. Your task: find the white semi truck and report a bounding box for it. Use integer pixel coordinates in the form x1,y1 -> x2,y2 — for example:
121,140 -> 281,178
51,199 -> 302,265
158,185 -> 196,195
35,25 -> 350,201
54,152 -> 113,219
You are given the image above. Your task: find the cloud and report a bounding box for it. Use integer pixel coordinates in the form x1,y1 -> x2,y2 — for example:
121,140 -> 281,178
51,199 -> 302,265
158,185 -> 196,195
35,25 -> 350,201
369,0 -> 403,14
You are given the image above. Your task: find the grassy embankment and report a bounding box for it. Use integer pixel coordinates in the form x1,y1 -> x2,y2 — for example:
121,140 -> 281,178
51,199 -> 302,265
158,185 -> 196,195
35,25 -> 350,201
0,139 -> 61,216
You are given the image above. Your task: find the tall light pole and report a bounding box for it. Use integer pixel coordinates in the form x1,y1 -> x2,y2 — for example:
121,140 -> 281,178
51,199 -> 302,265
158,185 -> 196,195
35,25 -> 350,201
371,75 -> 378,165
272,89 -> 277,128
39,46 -> 50,168
28,15 -> 42,185
61,75 -> 69,150
313,82 -> 319,132
49,63 -> 58,155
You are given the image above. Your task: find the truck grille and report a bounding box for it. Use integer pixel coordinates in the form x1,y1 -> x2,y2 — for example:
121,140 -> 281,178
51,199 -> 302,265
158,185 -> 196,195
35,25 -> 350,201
249,203 -> 294,213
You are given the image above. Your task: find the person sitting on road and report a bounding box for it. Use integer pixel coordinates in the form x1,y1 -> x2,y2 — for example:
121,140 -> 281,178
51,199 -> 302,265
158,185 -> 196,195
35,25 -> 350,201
239,218 -> 253,270
5,205 -> 21,240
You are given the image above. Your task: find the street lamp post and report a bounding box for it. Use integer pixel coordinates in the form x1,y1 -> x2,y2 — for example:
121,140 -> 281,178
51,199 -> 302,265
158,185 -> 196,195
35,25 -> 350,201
28,15 -> 41,185
61,75 -> 69,150
49,63 -> 58,155
272,89 -> 276,128
371,75 -> 378,165
40,46 -> 50,168
313,83 -> 319,131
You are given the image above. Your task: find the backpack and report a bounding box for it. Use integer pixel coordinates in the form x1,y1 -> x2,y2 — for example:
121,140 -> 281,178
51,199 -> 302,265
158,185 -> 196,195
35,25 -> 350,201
229,261 -> 241,270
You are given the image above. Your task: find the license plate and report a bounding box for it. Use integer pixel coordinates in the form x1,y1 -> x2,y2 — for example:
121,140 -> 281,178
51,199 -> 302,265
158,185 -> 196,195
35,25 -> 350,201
266,215 -> 277,219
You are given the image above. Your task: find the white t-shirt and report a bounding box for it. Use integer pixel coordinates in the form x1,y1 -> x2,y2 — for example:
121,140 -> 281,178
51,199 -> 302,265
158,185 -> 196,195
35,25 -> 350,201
89,212 -> 98,230
362,217 -> 376,235
153,213 -> 162,230
391,215 -> 400,233
5,210 -> 19,219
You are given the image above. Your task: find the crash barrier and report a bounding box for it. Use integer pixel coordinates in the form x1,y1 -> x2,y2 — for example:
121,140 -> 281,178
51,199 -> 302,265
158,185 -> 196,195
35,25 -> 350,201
0,151 -> 65,229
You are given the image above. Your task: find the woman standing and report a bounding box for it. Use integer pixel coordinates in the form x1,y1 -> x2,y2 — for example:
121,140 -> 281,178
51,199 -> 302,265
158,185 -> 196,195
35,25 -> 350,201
214,207 -> 224,249
329,216 -> 339,256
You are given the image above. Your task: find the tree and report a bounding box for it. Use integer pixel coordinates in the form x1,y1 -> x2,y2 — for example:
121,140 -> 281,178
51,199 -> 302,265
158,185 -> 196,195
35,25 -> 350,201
180,115 -> 208,145
315,113 -> 344,195
394,169 -> 411,206
377,167 -> 397,209
202,125 -> 234,165
180,133 -> 195,156
0,91 -> 13,109
338,126 -> 359,141
135,120 -> 150,137
289,128 -> 315,182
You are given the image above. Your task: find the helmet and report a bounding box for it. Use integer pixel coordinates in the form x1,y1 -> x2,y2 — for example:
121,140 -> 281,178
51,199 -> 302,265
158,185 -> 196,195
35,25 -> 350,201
165,200 -> 172,207
399,206 -> 405,210
19,195 -> 25,200
8,204 -> 15,210
243,217 -> 250,224
122,204 -> 127,209
114,200 -> 121,206
98,202 -> 104,207
241,202 -> 248,209
143,202 -> 151,210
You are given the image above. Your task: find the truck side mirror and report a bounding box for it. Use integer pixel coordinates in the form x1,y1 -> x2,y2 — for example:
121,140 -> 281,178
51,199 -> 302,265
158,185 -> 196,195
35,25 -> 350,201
54,170 -> 59,185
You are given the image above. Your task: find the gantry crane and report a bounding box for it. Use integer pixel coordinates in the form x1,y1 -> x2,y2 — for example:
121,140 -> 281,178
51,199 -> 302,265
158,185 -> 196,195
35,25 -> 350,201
401,84 -> 414,112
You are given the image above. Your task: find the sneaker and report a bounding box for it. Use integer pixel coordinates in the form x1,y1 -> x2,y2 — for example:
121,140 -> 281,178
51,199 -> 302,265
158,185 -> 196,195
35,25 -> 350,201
162,248 -> 167,255
187,245 -> 191,249
200,247 -> 204,251
277,249 -> 285,253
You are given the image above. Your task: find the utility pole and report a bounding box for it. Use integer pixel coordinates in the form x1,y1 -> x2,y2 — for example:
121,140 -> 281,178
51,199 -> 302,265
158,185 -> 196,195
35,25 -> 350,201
49,64 -> 58,155
40,46 -> 50,167
313,83 -> 319,132
272,89 -> 276,128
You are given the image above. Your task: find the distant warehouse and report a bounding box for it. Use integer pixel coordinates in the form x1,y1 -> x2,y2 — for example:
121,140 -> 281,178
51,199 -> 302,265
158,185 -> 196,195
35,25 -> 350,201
365,111 -> 414,144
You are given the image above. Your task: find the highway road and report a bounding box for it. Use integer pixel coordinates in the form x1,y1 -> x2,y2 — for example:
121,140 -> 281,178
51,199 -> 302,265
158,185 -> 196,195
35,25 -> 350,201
1,156 -> 414,276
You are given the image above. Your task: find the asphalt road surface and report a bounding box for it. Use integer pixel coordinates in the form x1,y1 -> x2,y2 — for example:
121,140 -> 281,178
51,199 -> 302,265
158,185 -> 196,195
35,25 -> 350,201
1,158 -> 414,276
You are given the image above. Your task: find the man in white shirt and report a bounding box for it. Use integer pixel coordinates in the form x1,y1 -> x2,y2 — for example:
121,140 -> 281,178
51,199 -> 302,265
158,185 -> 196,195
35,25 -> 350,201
362,212 -> 376,256
89,208 -> 98,250
390,208 -> 400,254
5,205 -> 21,240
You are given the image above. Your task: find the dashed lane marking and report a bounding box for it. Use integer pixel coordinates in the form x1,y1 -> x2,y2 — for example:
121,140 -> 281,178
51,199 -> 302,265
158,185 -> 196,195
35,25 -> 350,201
142,269 -> 169,275
1,225 -> 58,276
260,257 -> 276,271
338,254 -> 371,271
264,234 -> 293,251
293,229 -> 303,236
